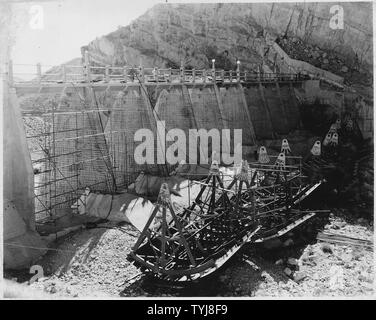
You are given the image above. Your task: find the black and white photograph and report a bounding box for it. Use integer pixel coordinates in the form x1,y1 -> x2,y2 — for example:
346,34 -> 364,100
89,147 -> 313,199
1,0 -> 374,302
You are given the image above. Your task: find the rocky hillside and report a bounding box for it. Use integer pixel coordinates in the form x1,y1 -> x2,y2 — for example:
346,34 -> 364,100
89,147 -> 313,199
82,2 -> 372,79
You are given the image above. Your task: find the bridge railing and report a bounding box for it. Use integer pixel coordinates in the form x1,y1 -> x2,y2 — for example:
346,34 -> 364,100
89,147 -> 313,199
6,60 -> 310,86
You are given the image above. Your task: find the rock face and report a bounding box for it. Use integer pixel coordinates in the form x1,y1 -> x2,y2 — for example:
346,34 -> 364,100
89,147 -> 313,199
82,3 -> 372,76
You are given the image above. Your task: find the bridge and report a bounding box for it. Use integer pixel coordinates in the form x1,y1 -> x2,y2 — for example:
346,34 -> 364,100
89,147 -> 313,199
7,52 -> 310,95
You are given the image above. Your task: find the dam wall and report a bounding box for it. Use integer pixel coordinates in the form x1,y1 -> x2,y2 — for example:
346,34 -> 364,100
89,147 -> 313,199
19,79 -> 354,220
294,80 -> 345,112
218,85 -> 256,147
279,83 -> 301,132
53,87 -> 114,215
242,82 -> 301,140
50,81 -> 338,192
103,85 -> 159,187
187,85 -> 226,159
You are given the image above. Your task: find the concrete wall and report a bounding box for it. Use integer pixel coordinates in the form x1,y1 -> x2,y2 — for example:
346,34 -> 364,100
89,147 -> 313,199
243,85 -> 274,140
153,86 -> 198,163
278,83 -> 301,132
218,85 -> 256,146
262,84 -> 289,135
3,86 -> 35,228
14,79 -> 353,217
150,84 -> 258,162
294,80 -> 345,114
154,86 -> 197,132
53,87 -> 115,212
345,93 -> 373,140
3,82 -> 46,269
242,83 -> 300,140
104,85 -> 159,185
188,85 -> 225,132
187,85 -> 225,158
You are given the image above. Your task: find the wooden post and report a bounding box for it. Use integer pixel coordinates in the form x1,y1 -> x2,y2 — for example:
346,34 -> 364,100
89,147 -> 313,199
84,50 -> 91,82
155,67 -> 159,84
192,68 -> 196,84
36,63 -> 42,84
229,70 -> 233,83
139,65 -> 145,83
236,60 -> 240,83
203,70 -> 206,84
7,60 -> 14,86
105,65 -> 110,82
211,59 -> 216,83
221,70 -> 225,83
180,62 -> 184,83
244,71 -> 248,83
62,65 -> 67,82
168,68 -> 172,82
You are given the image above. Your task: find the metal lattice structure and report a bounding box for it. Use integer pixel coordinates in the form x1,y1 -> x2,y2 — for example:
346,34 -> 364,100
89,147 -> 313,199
127,127 -> 365,282
128,140 -> 328,281
21,85 -> 161,221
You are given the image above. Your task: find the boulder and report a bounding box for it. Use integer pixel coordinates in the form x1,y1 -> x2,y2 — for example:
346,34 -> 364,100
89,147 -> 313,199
293,271 -> 307,282
341,66 -> 349,73
321,243 -> 333,254
275,259 -> 284,265
284,267 -> 292,276
287,257 -> 299,266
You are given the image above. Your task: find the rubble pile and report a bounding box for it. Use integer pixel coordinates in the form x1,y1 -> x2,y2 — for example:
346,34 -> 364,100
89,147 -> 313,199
22,117 -> 50,152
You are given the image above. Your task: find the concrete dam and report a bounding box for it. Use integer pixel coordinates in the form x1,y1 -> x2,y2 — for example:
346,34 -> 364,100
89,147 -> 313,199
49,81 -> 302,197
10,56 -> 364,225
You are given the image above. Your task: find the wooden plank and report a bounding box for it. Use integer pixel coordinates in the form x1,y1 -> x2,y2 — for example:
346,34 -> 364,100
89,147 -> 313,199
317,232 -> 373,250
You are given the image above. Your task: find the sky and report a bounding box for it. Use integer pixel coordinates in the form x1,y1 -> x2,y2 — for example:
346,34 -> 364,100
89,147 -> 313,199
10,0 -> 162,73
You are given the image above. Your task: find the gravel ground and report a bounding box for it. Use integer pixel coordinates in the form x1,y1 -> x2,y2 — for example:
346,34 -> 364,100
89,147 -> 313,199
6,212 -> 374,298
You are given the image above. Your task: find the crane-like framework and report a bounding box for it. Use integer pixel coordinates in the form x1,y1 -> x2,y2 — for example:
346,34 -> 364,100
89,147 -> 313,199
129,121 -> 350,282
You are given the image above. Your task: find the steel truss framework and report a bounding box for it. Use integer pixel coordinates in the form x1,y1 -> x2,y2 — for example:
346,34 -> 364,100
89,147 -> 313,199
129,137 -> 331,282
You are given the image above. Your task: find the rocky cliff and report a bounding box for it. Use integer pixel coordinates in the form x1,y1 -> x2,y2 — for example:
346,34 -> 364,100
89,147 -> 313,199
82,2 -> 372,80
